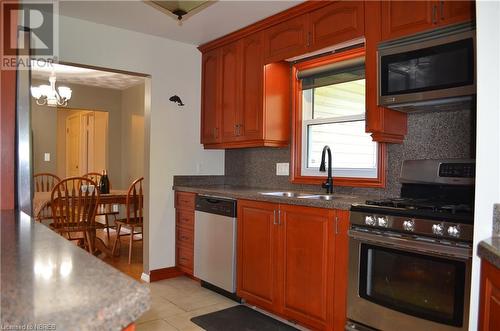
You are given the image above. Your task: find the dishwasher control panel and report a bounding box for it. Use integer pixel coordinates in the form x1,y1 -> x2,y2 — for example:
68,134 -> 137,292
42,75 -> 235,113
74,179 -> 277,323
195,195 -> 236,218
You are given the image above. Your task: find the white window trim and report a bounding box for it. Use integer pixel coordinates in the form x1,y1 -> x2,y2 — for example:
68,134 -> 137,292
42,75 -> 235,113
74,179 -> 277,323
301,114 -> 378,179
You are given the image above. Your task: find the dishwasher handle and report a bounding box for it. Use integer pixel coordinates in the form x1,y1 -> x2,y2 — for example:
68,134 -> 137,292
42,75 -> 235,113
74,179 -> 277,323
195,195 -> 236,217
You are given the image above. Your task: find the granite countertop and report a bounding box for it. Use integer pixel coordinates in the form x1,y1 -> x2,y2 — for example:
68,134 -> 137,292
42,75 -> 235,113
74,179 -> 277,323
478,237 -> 500,269
0,211 -> 150,331
173,184 -> 375,210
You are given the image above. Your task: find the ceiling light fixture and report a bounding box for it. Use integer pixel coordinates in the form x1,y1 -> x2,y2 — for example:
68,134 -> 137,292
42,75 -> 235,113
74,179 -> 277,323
31,75 -> 72,107
148,1 -> 212,21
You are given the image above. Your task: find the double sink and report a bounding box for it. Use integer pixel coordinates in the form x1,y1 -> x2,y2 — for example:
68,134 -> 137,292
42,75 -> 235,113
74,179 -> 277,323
259,191 -> 336,201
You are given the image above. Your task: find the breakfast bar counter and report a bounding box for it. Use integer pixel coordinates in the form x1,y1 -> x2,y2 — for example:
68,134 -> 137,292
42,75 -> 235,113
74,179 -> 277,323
0,210 -> 150,331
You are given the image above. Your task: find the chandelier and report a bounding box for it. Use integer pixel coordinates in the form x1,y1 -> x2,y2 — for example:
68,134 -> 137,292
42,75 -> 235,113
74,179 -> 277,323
31,75 -> 72,107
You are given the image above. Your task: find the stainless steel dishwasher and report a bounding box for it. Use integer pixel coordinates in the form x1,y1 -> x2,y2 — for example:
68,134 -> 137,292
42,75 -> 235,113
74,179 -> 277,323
194,195 -> 238,299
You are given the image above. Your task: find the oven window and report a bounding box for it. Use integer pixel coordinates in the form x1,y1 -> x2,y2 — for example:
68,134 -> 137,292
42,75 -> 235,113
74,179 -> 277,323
380,38 -> 474,96
359,244 -> 466,326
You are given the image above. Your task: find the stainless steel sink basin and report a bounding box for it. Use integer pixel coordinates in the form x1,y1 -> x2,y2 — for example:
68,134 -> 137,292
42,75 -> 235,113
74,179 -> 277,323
297,194 -> 337,201
259,191 -> 302,198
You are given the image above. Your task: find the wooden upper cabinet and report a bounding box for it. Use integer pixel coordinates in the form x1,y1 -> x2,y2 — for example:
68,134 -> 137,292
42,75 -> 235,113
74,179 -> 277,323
239,33 -> 264,141
263,14 -> 308,63
309,1 -> 365,52
440,0 -> 475,26
200,49 -> 221,144
279,205 -> 335,330
237,200 -> 280,313
381,0 -> 474,41
381,1 -> 436,40
220,42 -> 240,143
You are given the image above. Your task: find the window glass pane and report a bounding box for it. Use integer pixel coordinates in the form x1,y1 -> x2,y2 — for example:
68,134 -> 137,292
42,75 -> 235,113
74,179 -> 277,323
303,79 -> 366,120
307,121 -> 377,169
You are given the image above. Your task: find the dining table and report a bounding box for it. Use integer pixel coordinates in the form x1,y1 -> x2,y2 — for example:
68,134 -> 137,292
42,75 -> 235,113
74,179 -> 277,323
32,189 -> 129,256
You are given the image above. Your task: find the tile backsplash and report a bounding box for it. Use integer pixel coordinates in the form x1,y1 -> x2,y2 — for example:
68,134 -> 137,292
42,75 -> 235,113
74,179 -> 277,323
225,108 -> 474,197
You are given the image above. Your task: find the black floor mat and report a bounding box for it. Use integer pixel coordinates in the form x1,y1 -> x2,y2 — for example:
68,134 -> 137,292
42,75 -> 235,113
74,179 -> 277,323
191,305 -> 299,331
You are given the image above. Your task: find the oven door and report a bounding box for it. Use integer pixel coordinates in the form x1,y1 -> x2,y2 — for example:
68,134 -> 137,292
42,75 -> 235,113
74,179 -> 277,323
347,229 -> 471,331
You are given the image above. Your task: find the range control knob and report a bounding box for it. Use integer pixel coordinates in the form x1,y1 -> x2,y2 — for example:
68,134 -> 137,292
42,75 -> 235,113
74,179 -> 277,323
432,223 -> 445,236
447,225 -> 461,238
377,216 -> 388,228
403,219 -> 415,232
364,215 -> 377,226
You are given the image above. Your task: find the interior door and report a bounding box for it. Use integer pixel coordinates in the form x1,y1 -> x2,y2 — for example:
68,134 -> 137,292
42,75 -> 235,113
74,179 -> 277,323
66,113 -> 81,177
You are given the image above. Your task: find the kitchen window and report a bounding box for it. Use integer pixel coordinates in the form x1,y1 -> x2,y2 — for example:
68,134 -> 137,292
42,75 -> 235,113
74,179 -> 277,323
291,48 -> 385,187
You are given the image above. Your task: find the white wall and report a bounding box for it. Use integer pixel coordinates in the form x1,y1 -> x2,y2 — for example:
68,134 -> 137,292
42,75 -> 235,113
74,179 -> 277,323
470,0 -> 500,329
57,15 -> 225,271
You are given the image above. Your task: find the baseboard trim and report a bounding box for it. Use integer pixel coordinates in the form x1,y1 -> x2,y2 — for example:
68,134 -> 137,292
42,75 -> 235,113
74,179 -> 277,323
149,266 -> 184,282
141,272 -> 150,283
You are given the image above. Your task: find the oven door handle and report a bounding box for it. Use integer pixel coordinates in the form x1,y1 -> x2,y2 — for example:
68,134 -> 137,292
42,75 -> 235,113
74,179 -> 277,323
349,229 -> 472,260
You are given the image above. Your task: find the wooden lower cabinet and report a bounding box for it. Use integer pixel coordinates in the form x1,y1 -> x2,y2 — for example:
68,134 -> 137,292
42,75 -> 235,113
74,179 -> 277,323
175,191 -> 196,275
479,259 -> 500,331
237,199 -> 349,331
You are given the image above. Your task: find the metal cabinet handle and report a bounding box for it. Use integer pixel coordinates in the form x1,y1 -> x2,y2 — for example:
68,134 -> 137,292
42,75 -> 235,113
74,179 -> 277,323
335,216 -> 339,235
440,1 -> 444,20
432,5 -> 438,24
278,209 -> 281,225
214,127 -> 219,138
273,210 -> 278,225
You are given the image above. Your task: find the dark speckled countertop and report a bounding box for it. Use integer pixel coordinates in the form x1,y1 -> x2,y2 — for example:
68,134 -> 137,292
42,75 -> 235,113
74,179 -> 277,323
0,210 -> 150,331
173,185 -> 375,210
478,237 -> 500,269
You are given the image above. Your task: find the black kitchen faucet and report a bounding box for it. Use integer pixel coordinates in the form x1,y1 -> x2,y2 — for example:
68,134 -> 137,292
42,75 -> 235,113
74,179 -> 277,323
319,145 -> 333,194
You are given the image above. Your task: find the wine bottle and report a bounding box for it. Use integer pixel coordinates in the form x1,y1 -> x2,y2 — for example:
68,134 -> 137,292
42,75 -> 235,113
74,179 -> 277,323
99,170 -> 110,194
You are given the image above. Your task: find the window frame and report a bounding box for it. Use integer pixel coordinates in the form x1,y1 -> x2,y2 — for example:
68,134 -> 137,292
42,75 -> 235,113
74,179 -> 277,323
290,47 -> 386,188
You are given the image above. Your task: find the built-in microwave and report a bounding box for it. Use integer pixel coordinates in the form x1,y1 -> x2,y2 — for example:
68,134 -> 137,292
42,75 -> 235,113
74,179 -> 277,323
378,22 -> 476,112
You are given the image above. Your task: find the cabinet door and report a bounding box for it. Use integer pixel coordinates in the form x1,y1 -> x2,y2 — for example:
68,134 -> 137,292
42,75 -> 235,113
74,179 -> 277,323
263,15 -> 308,63
220,42 -> 240,143
309,1 -> 364,52
279,205 -> 335,330
381,1 -> 436,41
239,33 -> 263,141
237,200 -> 280,313
439,0 -> 474,26
479,260 -> 500,331
201,49 -> 220,144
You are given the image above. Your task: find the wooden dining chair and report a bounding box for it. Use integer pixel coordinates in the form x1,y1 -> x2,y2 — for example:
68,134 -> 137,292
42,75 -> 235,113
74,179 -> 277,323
50,177 -> 103,253
112,177 -> 144,264
33,173 -> 60,223
83,172 -> 119,242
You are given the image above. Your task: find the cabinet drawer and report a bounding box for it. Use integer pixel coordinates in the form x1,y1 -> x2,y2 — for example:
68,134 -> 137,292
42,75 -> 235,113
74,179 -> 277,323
176,226 -> 194,247
177,245 -> 193,272
176,209 -> 194,228
175,191 -> 195,210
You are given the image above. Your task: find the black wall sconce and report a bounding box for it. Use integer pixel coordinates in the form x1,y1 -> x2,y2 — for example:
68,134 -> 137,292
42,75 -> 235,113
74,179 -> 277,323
169,95 -> 185,107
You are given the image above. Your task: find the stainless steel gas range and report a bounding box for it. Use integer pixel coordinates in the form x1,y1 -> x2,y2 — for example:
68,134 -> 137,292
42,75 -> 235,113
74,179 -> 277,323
346,159 -> 475,331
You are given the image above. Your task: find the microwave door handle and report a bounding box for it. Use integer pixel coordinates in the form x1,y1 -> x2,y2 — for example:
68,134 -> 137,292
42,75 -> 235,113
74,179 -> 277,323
349,229 -> 471,260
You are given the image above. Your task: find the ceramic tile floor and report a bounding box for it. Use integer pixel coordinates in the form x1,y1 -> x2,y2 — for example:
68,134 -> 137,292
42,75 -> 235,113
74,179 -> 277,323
137,276 -> 239,331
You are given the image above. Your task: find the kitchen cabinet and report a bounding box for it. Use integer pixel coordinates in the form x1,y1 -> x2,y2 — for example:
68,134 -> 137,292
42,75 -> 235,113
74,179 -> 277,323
308,1 -> 364,52
175,191 -> 196,275
200,49 -> 221,145
201,34 -> 290,149
263,1 -> 364,63
220,42 -> 240,143
365,1 -> 408,143
237,200 -> 280,312
263,15 -> 309,64
381,0 -> 474,41
236,200 -> 349,330
479,260 -> 500,331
